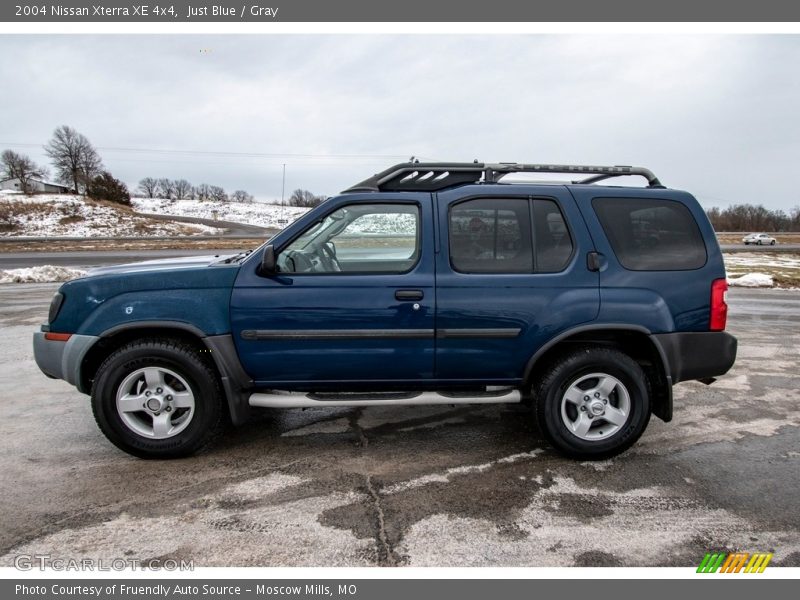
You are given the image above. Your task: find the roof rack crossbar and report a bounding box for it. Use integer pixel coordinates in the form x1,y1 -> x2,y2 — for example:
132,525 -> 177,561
343,162 -> 662,193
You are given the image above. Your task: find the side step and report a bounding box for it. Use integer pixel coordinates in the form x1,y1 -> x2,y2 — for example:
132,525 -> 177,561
248,388 -> 522,408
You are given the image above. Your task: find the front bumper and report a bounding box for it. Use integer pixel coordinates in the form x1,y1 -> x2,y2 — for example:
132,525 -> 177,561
33,332 -> 99,389
652,331 -> 738,384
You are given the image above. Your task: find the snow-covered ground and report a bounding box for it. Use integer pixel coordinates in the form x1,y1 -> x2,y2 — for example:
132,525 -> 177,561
0,265 -> 86,284
724,252 -> 800,272
724,252 -> 800,288
131,197 -> 310,229
130,198 -> 421,234
0,191 -> 220,237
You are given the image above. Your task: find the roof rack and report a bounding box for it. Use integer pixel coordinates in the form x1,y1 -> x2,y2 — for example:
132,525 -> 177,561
344,161 -> 663,193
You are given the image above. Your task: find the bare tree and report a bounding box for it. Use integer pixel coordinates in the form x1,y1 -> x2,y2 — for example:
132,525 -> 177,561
44,126 -> 102,194
706,203 -> 800,232
209,185 -> 228,203
288,188 -> 325,208
1,150 -> 47,194
137,177 -> 159,198
157,178 -> 175,200
231,189 -> 254,203
195,183 -> 212,202
173,179 -> 193,200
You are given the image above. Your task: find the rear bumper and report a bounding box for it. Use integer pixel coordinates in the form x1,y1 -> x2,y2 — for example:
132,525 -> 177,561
652,331 -> 738,384
33,332 -> 99,389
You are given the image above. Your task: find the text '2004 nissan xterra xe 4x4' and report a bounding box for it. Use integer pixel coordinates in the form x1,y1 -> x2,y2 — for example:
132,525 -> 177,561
34,162 -> 737,459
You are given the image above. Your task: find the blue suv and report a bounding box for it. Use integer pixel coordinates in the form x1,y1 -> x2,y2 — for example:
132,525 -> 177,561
33,162 -> 737,459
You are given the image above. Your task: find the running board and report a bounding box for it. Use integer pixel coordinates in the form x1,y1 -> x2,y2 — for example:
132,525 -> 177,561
248,389 -> 522,408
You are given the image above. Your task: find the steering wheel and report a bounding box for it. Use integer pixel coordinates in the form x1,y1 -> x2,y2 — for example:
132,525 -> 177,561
283,250 -> 313,273
319,243 -> 342,272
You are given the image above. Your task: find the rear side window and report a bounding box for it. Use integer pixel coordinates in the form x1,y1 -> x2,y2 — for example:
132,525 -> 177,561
592,197 -> 706,271
533,199 -> 573,272
449,198 -> 533,273
449,198 -> 573,274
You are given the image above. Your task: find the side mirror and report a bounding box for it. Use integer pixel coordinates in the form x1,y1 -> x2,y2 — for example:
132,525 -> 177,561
260,244 -> 277,274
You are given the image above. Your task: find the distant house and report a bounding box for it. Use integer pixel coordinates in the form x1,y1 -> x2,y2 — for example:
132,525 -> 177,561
0,178 -> 72,194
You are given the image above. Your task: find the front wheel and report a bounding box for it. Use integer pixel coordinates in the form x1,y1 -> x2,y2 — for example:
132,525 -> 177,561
91,339 -> 226,459
534,347 -> 651,459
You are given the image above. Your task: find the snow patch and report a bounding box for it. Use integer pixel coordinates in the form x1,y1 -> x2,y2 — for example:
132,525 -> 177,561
728,272 -> 774,287
0,265 -> 86,284
223,473 -> 306,501
383,450 -> 543,494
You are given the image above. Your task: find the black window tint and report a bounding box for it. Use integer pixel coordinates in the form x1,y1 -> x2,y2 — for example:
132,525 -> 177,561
449,199 -> 533,273
592,198 -> 707,271
533,199 -> 573,272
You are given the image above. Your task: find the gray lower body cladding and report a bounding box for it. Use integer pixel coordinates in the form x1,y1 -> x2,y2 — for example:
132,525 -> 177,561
33,332 -> 99,387
652,331 -> 737,384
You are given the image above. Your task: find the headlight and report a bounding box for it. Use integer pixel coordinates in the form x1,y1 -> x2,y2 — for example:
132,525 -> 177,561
48,292 -> 64,324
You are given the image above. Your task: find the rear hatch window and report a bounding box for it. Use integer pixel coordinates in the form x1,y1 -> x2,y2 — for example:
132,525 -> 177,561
592,197 -> 707,270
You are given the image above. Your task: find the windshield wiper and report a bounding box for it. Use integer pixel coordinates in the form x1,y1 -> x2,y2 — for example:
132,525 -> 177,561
222,249 -> 253,264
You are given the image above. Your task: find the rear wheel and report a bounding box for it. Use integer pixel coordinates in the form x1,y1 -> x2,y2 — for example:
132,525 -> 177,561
91,338 -> 225,459
534,346 -> 651,459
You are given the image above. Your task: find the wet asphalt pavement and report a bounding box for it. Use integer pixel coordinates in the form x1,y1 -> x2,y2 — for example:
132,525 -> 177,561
0,285 -> 798,567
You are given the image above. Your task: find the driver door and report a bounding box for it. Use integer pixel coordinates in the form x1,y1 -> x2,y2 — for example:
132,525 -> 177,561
231,195 -> 435,386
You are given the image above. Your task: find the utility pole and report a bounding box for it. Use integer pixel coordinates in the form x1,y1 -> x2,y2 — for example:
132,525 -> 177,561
281,163 -> 286,205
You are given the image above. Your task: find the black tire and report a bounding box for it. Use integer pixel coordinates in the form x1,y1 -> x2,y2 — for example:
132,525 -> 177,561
771,240 -> 776,246
533,346 -> 651,460
91,338 -> 226,459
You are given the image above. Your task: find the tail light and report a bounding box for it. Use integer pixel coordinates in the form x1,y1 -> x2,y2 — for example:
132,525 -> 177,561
710,278 -> 728,331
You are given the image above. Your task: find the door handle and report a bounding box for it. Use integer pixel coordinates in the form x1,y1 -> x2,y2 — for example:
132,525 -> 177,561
395,289 -> 424,301
587,251 -> 604,272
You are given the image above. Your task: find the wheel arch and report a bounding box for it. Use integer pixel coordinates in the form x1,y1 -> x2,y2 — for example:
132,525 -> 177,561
79,322 -> 252,425
524,323 -> 674,422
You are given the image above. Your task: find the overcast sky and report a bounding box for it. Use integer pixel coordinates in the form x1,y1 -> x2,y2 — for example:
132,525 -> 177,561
1,34 -> 799,209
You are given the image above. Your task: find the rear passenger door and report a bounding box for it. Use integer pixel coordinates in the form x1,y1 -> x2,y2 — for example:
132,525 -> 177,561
434,186 -> 600,383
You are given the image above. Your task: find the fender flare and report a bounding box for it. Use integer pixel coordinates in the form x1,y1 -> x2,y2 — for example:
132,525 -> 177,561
95,321 -> 253,425
99,320 -> 208,339
523,323 -> 673,422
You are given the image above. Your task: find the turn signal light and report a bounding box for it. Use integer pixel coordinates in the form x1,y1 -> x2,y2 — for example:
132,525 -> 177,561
44,332 -> 72,342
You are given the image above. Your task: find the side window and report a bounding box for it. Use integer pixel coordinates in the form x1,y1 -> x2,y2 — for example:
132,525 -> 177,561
532,199 -> 573,272
277,203 -> 420,274
592,197 -> 707,270
448,198 -> 573,274
449,199 -> 533,273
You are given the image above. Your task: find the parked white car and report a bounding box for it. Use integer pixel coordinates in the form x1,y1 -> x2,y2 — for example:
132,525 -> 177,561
742,233 -> 777,245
